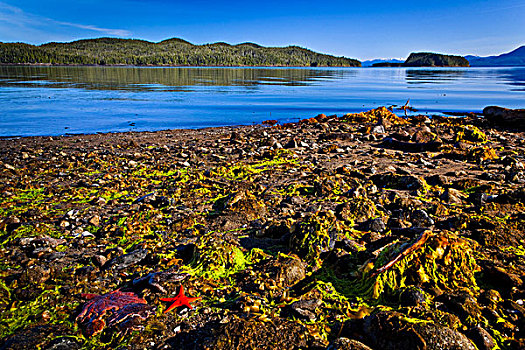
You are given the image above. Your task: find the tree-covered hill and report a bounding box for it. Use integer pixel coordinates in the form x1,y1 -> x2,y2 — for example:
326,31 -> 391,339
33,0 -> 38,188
403,52 -> 469,67
0,38 -> 361,67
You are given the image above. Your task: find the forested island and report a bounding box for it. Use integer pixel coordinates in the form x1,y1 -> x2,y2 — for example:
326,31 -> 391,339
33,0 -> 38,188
403,52 -> 469,67
0,38 -> 361,67
372,52 -> 470,67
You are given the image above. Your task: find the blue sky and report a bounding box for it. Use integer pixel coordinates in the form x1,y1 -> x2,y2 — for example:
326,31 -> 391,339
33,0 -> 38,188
0,0 -> 524,60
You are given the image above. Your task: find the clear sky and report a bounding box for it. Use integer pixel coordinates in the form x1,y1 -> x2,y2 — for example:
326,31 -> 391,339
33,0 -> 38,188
0,0 -> 524,60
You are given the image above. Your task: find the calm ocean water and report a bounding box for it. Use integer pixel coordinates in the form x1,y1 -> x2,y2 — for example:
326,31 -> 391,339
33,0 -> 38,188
0,65 -> 524,137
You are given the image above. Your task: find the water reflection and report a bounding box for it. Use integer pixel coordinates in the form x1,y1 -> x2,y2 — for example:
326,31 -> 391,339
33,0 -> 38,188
405,69 -> 468,84
497,68 -> 525,91
0,66 -> 354,91
405,67 -> 525,90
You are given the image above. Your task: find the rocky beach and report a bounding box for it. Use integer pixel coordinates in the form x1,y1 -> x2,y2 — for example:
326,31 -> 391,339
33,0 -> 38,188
0,107 -> 524,349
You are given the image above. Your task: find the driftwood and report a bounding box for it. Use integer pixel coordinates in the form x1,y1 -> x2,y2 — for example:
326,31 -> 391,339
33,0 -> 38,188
380,137 -> 442,152
370,230 -> 431,277
483,106 -> 525,128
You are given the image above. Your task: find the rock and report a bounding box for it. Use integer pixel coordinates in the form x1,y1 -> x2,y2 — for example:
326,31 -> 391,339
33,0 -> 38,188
413,129 -> 438,143
336,197 -> 377,224
21,265 -> 51,285
411,209 -> 434,227
399,287 -> 427,306
425,174 -> 449,186
362,311 -> 476,350
284,138 -> 299,149
327,338 -> 373,350
442,188 -> 467,204
380,137 -> 442,152
88,215 -> 100,226
466,326 -> 497,350
0,325 -> 61,350
435,292 -> 482,322
479,261 -> 524,293
284,299 -> 322,321
44,336 -> 82,350
196,317 -> 313,349
104,248 -> 148,270
367,217 -> 386,233
455,125 -> 487,143
92,254 -> 107,267
371,173 -> 428,192
483,106 -> 525,128
371,125 -> 385,134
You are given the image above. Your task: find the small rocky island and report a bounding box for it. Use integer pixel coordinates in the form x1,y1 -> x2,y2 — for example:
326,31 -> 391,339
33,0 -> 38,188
0,107 -> 524,349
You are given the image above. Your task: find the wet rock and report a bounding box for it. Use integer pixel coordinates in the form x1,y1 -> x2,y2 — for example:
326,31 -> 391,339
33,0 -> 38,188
239,254 -> 306,297
327,338 -> 373,350
132,269 -> 189,293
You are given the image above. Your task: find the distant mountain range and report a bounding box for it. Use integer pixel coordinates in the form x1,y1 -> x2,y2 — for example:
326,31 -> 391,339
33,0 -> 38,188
0,38 -> 361,67
466,46 -> 525,66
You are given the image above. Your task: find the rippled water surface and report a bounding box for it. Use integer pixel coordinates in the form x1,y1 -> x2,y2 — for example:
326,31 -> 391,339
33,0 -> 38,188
1,65 -> 524,136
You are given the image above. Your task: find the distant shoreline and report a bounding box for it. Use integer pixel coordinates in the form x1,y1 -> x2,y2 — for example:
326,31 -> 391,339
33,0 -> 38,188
2,63 -> 523,68
0,63 -> 361,68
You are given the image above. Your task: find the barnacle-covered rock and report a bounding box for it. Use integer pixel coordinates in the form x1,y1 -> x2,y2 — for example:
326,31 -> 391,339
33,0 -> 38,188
200,317 -> 316,349
361,311 -> 477,350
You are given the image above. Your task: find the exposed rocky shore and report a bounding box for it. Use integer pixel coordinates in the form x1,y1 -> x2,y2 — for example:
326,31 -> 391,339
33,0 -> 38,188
0,107 -> 524,349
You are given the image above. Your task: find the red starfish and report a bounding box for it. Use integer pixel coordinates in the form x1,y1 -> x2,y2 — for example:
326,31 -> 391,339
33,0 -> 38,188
160,285 -> 201,313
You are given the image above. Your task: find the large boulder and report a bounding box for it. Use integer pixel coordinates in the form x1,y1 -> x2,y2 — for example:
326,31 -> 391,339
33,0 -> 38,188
362,311 -> 477,350
483,106 -> 525,128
